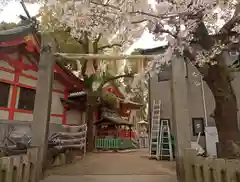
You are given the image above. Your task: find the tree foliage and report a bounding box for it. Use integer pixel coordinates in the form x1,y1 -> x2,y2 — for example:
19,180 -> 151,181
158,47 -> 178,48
3,0 -> 240,157
0,22 -> 18,30
41,0 -> 240,157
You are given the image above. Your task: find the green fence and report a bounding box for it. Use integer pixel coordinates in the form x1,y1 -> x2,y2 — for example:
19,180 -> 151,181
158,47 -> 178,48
95,138 -> 138,150
95,138 -> 121,149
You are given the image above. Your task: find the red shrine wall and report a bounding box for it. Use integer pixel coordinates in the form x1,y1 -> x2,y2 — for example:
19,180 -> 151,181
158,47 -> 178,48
0,51 -> 85,125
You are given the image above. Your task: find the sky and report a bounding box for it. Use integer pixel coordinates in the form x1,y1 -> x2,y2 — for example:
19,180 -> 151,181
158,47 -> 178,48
0,1 -> 39,23
0,1 -> 163,53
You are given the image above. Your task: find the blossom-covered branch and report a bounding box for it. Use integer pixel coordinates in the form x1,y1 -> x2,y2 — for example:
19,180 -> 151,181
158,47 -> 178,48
98,73 -> 135,91
98,43 -> 122,51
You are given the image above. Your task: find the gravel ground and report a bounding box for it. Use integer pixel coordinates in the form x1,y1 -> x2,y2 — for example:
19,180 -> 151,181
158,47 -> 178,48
43,149 -> 177,182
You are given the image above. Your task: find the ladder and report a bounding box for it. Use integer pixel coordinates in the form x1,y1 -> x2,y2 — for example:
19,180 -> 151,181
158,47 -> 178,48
159,119 -> 173,161
149,100 -> 161,159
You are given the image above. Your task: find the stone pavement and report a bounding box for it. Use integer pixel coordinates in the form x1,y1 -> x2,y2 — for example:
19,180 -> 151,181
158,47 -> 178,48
43,149 -> 177,182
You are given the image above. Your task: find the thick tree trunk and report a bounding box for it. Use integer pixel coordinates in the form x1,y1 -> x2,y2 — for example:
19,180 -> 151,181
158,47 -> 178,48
86,108 -> 94,152
86,92 -> 97,152
204,59 -> 240,158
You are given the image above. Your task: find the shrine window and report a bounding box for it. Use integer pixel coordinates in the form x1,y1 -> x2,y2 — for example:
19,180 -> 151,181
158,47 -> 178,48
18,87 -> 36,111
0,82 -> 10,107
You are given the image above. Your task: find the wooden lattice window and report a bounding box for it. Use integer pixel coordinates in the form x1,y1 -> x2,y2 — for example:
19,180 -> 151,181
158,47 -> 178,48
0,82 -> 10,107
18,87 -> 36,111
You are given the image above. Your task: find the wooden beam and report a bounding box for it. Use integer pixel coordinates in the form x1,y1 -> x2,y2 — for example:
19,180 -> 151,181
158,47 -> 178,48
54,53 -> 161,60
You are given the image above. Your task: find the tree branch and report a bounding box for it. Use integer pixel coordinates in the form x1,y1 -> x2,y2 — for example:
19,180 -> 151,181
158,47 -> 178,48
90,0 -> 204,20
219,2 -> 240,34
98,73 -> 135,91
63,26 -> 87,48
98,43 -> 122,51
131,19 -> 148,24
129,8 -> 204,20
90,0 -> 120,10
153,23 -> 178,39
94,33 -> 102,44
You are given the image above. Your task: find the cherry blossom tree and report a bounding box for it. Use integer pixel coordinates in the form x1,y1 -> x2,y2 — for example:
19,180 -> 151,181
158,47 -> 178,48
50,0 -> 240,157
2,0 -> 240,157
145,0 -> 240,158
37,0 -> 147,151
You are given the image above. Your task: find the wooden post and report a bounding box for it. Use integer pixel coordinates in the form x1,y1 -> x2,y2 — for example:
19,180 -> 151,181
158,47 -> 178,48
31,39 -> 55,181
171,56 -> 191,182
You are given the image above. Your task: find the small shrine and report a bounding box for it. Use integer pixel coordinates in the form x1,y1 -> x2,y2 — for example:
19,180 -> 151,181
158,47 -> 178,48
95,108 -> 133,139
94,83 -> 143,151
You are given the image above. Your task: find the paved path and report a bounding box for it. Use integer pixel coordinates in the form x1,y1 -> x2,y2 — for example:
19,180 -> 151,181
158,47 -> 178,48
42,149 -> 177,182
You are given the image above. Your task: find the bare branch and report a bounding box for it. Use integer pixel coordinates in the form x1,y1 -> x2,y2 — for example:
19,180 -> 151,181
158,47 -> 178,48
131,19 -> 148,24
98,43 -> 122,51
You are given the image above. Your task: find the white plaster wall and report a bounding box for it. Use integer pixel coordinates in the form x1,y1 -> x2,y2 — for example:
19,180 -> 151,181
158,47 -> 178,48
21,55 -> 32,66
14,112 -> 33,121
0,60 -> 14,70
0,71 -> 14,81
20,55 -> 38,77
66,109 -> 83,125
19,76 -> 37,87
23,69 -> 38,77
53,81 -> 65,92
0,110 -> 9,119
50,116 -> 62,124
8,52 -> 18,59
12,113 -> 63,124
51,92 -> 64,115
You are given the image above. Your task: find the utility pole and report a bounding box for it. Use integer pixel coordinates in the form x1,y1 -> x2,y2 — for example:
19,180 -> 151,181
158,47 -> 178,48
31,38 -> 55,181
171,56 -> 191,182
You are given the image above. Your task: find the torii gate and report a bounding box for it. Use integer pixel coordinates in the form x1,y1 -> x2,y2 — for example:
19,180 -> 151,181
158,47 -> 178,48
32,41 -> 191,182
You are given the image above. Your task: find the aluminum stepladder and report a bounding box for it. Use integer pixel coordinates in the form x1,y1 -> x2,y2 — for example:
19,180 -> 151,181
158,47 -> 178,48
149,100 -> 161,159
159,119 -> 173,161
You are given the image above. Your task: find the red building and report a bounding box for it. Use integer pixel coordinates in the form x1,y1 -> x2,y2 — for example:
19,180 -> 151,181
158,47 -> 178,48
102,82 -> 143,139
0,23 -> 86,125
